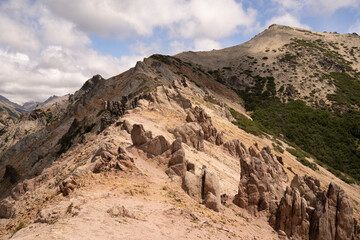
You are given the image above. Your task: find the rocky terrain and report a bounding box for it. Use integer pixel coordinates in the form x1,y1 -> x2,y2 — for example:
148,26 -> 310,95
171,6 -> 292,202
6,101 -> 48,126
0,25 -> 359,240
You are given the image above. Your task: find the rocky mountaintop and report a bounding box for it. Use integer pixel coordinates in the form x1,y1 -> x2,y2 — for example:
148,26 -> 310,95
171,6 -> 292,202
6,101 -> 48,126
0,25 -> 359,240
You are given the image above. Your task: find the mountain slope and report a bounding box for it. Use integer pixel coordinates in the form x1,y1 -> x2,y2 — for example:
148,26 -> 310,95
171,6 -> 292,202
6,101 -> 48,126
177,24 -> 360,183
0,25 -> 360,240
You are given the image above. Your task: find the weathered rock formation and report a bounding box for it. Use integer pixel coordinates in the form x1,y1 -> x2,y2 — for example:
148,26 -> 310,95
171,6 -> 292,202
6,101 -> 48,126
234,146 -> 288,215
223,139 -> 248,158
186,106 -> 223,145
167,138 -> 188,176
170,107 -> 223,151
271,175 -> 360,240
182,167 -> 222,212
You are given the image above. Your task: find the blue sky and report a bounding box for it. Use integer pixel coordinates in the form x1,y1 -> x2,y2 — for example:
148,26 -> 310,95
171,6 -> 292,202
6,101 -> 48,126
0,0 -> 359,103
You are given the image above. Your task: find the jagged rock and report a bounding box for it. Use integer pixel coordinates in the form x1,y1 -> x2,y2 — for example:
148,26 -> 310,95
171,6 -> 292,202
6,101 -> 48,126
10,179 -> 34,200
92,144 -> 135,173
215,132 -> 224,146
168,140 -> 187,176
223,139 -> 248,158
169,149 -> 186,166
185,106 -> 223,145
248,146 -> 257,157
310,182 -> 354,240
234,147 -> 288,215
0,199 -> 14,218
131,124 -> 152,146
171,137 -> 182,153
121,120 -> 133,133
36,208 -> 62,224
139,135 -> 170,156
271,176 -> 358,240
291,174 -> 320,207
171,122 -> 204,151
59,178 -> 78,196
274,187 -> 310,240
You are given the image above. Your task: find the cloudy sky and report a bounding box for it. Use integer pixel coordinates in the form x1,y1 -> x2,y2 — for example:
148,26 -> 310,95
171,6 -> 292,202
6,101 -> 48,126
0,0 -> 359,104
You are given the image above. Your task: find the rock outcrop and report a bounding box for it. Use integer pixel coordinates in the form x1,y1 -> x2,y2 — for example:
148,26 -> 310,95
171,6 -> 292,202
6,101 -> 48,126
223,139 -> 248,158
170,107 -> 223,151
92,142 -> 135,174
182,167 -> 222,212
186,106 -> 223,145
234,146 -> 288,215
271,175 -> 360,240
171,122 -> 205,151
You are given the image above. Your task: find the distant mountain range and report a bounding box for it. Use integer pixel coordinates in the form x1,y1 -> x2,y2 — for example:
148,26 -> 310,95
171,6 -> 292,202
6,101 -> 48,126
0,94 -> 69,118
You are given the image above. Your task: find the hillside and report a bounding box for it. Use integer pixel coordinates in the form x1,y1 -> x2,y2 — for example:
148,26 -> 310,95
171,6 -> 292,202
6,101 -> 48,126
0,25 -> 359,240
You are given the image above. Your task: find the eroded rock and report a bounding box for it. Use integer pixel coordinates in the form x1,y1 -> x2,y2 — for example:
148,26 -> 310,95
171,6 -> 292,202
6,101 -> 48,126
234,146 -> 288,215
131,124 -> 152,146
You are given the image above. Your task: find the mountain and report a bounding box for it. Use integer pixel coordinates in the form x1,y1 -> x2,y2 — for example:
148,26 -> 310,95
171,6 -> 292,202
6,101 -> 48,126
0,25 -> 359,240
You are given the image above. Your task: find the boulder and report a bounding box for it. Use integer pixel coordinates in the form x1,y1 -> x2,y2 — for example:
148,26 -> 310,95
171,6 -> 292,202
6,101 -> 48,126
0,199 -> 14,218
168,139 -> 187,176
131,124 -> 152,146
121,120 -> 133,133
139,135 -> 170,156
205,192 -> 220,212
182,171 -> 202,200
182,168 -> 222,212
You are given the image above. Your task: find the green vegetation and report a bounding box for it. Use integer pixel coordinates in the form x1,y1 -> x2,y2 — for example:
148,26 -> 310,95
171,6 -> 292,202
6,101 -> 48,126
234,75 -> 276,111
286,147 -> 318,171
11,222 -> 25,238
229,108 -> 267,136
252,100 -> 360,181
326,72 -> 360,109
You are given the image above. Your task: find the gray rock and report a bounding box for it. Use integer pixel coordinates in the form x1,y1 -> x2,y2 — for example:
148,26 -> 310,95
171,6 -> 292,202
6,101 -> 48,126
0,199 -> 14,218
131,124 -> 152,146
139,135 -> 170,156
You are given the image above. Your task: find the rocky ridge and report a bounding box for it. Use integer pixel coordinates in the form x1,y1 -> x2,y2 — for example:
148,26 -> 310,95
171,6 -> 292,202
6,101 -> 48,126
0,25 -> 359,240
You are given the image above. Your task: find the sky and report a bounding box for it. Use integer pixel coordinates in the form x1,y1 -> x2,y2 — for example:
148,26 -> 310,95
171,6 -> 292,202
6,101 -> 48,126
0,0 -> 360,104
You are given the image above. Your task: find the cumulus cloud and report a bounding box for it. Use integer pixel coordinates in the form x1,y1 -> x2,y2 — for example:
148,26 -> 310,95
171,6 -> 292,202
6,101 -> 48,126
0,0 -> 138,104
265,13 -> 310,30
0,0 -> 259,104
44,0 -> 258,40
194,39 -> 222,51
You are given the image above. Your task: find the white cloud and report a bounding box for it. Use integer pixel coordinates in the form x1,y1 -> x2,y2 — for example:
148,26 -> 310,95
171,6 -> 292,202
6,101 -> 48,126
169,41 -> 189,55
44,0 -> 258,40
194,39 -> 222,51
265,13 -> 310,30
0,0 -> 261,104
0,0 -> 138,104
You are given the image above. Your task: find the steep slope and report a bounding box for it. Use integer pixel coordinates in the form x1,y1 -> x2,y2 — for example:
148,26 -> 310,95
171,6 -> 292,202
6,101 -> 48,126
177,24 -> 360,183
0,25 -> 360,240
